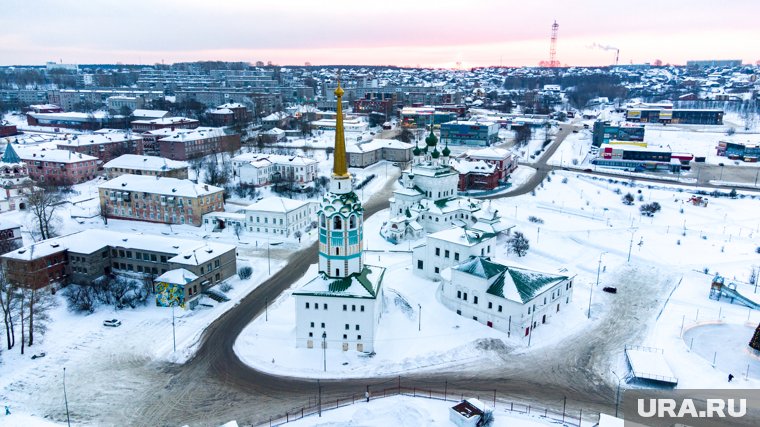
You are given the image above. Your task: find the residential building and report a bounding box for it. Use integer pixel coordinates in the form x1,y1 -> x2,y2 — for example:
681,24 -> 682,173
293,80 -> 384,353
0,122 -> 17,137
412,226 -> 498,280
55,132 -> 144,163
1,229 -> 237,293
0,221 -> 23,253
450,159 -> 499,191
131,109 -> 169,120
346,139 -> 413,168
463,147 -> 517,183
440,257 -> 574,338
400,107 -> 457,128
242,197 -> 316,236
106,95 -> 145,112
15,146 -> 98,185
592,121 -> 646,148
440,120 -> 500,146
154,269 -> 204,310
157,127 -> 241,160
51,89 -> 164,111
26,111 -> 126,131
130,117 -> 199,132
103,154 -> 189,179
98,174 -> 225,226
232,153 -> 318,186
208,102 -> 251,126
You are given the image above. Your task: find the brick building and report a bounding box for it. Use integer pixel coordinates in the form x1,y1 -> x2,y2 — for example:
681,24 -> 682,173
1,229 -> 237,293
55,132 -> 144,163
157,127 -> 241,160
15,146 -> 98,185
463,147 -> 517,183
130,117 -> 199,132
103,154 -> 189,179
99,174 -> 225,226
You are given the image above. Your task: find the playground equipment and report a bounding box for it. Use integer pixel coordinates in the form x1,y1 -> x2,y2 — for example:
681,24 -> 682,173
689,195 -> 709,207
710,275 -> 760,310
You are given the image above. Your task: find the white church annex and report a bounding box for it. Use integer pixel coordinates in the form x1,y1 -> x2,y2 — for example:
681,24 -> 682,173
293,80 -> 385,354
440,257 -> 574,339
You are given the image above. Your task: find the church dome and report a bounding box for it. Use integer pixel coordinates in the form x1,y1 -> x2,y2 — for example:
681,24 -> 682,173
425,128 -> 438,147
431,148 -> 440,159
442,143 -> 451,157
412,142 -> 421,156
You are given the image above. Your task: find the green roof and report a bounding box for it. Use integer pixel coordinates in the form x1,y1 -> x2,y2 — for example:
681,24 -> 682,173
456,257 -> 568,303
2,143 -> 21,164
294,265 -> 385,299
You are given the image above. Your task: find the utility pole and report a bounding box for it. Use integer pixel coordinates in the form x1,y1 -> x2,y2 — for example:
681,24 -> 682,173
63,367 -> 71,427
172,303 -> 176,353
322,331 -> 327,372
627,231 -> 635,262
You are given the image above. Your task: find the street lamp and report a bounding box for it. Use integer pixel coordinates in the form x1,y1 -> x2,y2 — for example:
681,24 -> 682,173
267,239 -> 283,275
627,230 -> 636,263
589,252 -> 606,319
418,304 -> 422,332
611,370 -> 623,417
322,331 -> 327,372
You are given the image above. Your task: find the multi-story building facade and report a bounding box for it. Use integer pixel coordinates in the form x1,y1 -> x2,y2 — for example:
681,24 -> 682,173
103,154 -> 189,179
15,146 -> 98,185
242,197 -> 316,236
412,227 -> 497,280
1,229 -> 236,293
130,117 -> 199,132
232,153 -> 318,186
98,174 -> 224,226
440,257 -> 574,338
157,127 -> 241,160
346,139 -> 413,168
440,120 -> 500,146
0,221 -> 23,253
26,111 -> 126,131
55,132 -> 144,163
463,147 -> 517,183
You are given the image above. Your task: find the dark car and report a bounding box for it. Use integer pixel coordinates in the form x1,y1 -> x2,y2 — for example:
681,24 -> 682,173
603,287 -> 617,294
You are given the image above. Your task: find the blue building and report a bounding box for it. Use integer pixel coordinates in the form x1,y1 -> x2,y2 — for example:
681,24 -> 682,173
440,120 -> 500,147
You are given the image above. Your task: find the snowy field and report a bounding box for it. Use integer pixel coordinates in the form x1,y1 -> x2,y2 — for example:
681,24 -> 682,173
236,170 -> 760,388
266,394 -> 581,427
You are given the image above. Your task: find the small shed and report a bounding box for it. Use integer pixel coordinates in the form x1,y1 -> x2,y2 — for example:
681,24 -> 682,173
449,398 -> 487,427
154,268 -> 202,310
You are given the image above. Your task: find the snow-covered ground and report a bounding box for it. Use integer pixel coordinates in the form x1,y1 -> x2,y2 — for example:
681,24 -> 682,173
235,170 -> 760,387
268,394 -> 584,427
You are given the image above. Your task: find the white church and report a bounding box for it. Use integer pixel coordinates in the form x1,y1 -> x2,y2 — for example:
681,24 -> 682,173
382,128 -> 510,243
293,81 -> 385,354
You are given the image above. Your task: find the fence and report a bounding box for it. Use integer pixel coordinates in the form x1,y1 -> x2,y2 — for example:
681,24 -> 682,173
265,382 -> 596,427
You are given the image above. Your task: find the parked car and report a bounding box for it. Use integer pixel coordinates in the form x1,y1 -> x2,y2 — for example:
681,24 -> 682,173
602,287 -> 618,294
103,319 -> 121,327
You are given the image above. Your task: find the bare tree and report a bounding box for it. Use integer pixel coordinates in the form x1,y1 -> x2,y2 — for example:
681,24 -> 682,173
97,201 -> 109,225
26,186 -> 62,241
0,271 -> 17,350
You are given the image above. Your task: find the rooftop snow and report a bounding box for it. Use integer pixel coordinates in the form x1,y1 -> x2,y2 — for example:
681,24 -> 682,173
294,265 -> 385,299
243,196 -> 311,213
103,154 -> 189,172
15,146 -> 98,163
99,174 -> 222,198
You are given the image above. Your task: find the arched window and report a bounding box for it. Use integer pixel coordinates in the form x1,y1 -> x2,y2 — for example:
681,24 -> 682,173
320,214 -> 326,228
333,216 -> 342,230
349,215 -> 356,229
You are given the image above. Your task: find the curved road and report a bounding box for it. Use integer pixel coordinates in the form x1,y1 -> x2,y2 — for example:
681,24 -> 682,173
132,130 -> 757,426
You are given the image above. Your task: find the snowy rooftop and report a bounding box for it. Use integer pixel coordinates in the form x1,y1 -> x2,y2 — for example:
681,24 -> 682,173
294,265 -> 385,299
155,268 -> 198,285
28,111 -> 116,121
466,146 -> 512,160
243,196 -> 311,213
158,127 -> 227,142
625,346 -> 678,384
55,133 -> 142,147
428,226 -> 493,246
217,102 -> 246,109
99,174 -> 223,198
131,116 -> 198,125
131,109 -> 169,119
450,159 -> 495,175
451,257 -> 569,304
349,138 -> 413,153
103,154 -> 189,172
14,146 -> 98,163
232,153 -> 317,167
2,229 -> 236,264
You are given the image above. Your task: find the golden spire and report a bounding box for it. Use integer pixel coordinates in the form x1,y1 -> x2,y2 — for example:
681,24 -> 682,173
332,76 -> 349,178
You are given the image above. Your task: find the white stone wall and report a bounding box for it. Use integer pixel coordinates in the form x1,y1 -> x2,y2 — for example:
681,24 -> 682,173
294,292 -> 381,353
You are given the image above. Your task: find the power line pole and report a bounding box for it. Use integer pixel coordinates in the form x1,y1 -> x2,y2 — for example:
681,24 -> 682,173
63,367 -> 71,427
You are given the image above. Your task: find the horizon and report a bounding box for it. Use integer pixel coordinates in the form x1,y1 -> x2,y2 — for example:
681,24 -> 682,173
1,0 -> 757,68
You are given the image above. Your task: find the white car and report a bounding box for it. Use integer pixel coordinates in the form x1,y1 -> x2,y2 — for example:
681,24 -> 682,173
103,319 -> 121,327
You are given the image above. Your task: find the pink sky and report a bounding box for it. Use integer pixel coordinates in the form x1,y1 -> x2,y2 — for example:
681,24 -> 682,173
1,0 -> 756,67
